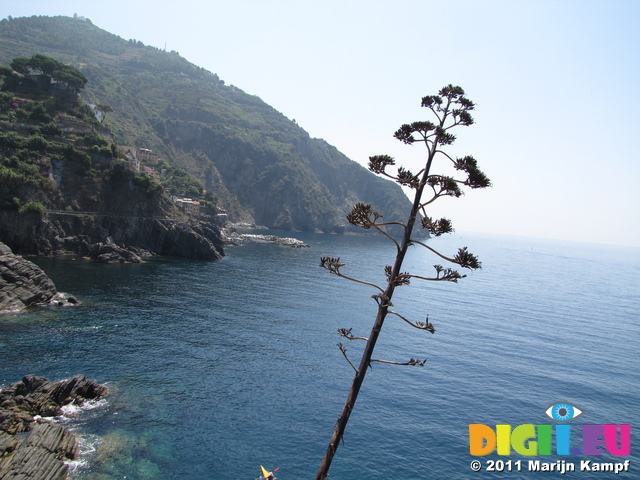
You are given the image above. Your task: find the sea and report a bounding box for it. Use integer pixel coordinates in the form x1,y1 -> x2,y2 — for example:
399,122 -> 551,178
0,230 -> 638,480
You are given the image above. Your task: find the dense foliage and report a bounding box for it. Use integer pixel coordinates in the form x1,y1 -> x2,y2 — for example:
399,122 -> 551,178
8,53 -> 87,92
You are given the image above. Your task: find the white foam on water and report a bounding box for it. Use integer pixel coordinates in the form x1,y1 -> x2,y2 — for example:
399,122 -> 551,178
79,433 -> 100,455
63,431 -> 102,477
59,397 -> 108,419
50,396 -> 108,478
64,458 -> 89,474
59,403 -> 82,417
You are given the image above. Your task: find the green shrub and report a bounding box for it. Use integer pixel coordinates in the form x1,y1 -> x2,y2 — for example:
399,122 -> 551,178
1,196 -> 22,211
63,144 -> 91,164
109,159 -> 134,181
0,131 -> 24,149
41,122 -> 63,136
28,104 -> 51,123
89,144 -> 114,157
18,201 -> 47,216
133,173 -> 162,195
26,134 -> 49,152
0,92 -> 13,109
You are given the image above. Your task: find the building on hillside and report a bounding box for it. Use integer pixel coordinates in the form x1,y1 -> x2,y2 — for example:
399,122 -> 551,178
118,145 -> 140,171
142,165 -> 160,181
173,197 -> 201,216
138,147 -> 159,163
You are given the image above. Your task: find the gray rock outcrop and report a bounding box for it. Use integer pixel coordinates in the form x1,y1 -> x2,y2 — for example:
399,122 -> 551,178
0,374 -> 108,480
0,242 -> 59,312
87,241 -> 145,264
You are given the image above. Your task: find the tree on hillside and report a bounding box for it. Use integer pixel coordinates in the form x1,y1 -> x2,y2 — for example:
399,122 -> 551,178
315,85 -> 491,479
8,57 -> 29,75
26,53 -> 60,76
0,65 -> 12,79
7,54 -> 87,93
52,64 -> 88,92
96,103 -> 113,124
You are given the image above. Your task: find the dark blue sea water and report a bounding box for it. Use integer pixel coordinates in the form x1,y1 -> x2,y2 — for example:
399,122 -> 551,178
1,231 -> 638,479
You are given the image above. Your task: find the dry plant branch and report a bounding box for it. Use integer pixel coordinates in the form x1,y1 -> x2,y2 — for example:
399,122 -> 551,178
316,85 -> 491,480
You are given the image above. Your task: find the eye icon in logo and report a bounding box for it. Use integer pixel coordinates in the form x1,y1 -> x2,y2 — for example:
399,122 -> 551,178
545,402 -> 583,422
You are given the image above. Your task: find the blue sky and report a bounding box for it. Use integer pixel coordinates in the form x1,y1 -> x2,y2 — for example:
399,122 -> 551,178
2,1 -> 639,247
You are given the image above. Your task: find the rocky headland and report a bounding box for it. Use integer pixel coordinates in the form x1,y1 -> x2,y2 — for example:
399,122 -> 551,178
0,242 -> 77,313
0,374 -> 108,480
0,211 -> 226,262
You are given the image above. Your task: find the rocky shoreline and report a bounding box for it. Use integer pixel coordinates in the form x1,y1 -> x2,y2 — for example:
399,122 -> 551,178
222,226 -> 309,248
0,375 -> 108,480
0,211 -> 226,262
0,221 -> 310,313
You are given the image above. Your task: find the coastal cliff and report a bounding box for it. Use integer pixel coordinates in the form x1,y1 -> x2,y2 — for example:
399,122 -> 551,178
0,16 -> 415,235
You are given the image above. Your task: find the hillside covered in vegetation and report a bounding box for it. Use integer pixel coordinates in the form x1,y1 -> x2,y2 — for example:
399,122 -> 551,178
0,14 -> 413,233
0,52 -> 224,260
0,54 -> 155,214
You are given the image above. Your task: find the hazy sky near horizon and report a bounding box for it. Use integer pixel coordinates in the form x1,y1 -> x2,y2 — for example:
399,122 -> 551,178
2,1 -> 639,247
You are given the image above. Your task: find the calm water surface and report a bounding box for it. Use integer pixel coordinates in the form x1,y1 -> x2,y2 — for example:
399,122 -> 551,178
1,232 -> 638,479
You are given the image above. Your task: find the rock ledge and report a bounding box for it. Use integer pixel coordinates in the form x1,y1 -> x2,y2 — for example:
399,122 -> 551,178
0,242 -> 79,313
0,242 -> 57,312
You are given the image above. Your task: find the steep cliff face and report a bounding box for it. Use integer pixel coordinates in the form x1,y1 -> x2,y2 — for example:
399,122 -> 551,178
180,132 -> 337,231
161,120 -> 409,233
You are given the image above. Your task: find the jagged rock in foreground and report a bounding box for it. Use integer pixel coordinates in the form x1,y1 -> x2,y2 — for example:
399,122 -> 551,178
0,242 -> 77,313
0,375 -> 108,480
